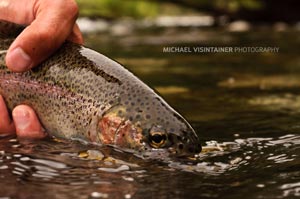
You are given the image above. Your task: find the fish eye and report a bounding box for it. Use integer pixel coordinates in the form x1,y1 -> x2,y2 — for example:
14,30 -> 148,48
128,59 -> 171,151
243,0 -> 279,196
149,132 -> 167,148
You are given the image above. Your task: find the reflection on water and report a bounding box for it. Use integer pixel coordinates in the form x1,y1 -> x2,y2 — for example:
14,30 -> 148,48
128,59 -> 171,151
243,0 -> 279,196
1,29 -> 300,198
0,133 -> 299,199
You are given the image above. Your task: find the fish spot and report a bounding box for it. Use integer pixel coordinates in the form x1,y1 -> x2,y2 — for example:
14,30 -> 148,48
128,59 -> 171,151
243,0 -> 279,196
188,147 -> 194,153
178,143 -> 184,150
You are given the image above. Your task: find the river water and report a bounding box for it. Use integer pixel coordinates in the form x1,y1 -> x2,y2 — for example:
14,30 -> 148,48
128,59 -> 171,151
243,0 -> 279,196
0,28 -> 299,198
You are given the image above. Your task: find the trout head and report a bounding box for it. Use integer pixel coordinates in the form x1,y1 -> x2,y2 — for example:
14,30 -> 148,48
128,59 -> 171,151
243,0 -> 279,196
96,101 -> 202,158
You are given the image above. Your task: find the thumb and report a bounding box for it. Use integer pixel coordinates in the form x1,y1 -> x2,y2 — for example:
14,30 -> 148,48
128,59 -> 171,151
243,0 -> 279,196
12,105 -> 46,139
5,3 -> 81,72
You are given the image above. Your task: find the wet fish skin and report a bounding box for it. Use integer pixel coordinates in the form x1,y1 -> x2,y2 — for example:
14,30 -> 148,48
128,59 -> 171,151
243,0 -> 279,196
0,21 -> 201,156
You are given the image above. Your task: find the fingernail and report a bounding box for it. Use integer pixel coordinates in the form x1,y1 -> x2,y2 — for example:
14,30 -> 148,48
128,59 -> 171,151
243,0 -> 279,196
8,47 -> 32,71
13,108 -> 30,130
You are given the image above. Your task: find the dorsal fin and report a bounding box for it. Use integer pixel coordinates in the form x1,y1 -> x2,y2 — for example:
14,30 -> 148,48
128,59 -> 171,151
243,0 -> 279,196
0,20 -> 25,39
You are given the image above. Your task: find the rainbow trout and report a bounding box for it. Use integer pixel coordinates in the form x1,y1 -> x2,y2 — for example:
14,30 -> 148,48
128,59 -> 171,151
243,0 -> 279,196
0,20 -> 201,157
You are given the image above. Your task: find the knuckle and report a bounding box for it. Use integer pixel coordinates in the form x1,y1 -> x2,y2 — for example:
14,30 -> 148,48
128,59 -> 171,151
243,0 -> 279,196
65,0 -> 79,18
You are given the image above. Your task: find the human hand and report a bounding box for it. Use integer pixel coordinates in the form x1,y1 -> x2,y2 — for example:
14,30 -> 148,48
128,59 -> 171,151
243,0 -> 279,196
0,96 -> 45,139
1,0 -> 83,72
0,0 -> 83,138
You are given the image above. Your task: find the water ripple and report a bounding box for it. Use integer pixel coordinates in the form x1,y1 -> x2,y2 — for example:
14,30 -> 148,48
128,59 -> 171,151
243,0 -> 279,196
0,132 -> 299,198
280,182 -> 300,197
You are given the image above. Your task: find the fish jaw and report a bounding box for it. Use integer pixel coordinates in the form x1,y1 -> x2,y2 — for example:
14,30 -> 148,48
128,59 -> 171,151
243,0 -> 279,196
98,112 -> 144,151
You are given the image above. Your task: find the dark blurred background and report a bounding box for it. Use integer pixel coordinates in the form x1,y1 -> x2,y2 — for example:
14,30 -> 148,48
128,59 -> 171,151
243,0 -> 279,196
76,0 -> 300,23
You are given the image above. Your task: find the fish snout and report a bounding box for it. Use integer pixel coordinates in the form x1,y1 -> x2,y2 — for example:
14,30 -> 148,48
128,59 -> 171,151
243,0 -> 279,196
178,141 -> 202,154
168,133 -> 202,155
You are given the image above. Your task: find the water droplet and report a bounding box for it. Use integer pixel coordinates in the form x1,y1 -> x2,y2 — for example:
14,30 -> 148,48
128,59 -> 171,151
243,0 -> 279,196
31,159 -> 67,169
20,157 -> 30,161
98,165 -> 130,173
122,176 -> 134,182
0,165 -> 8,170
90,192 -> 109,198
245,156 -> 251,160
